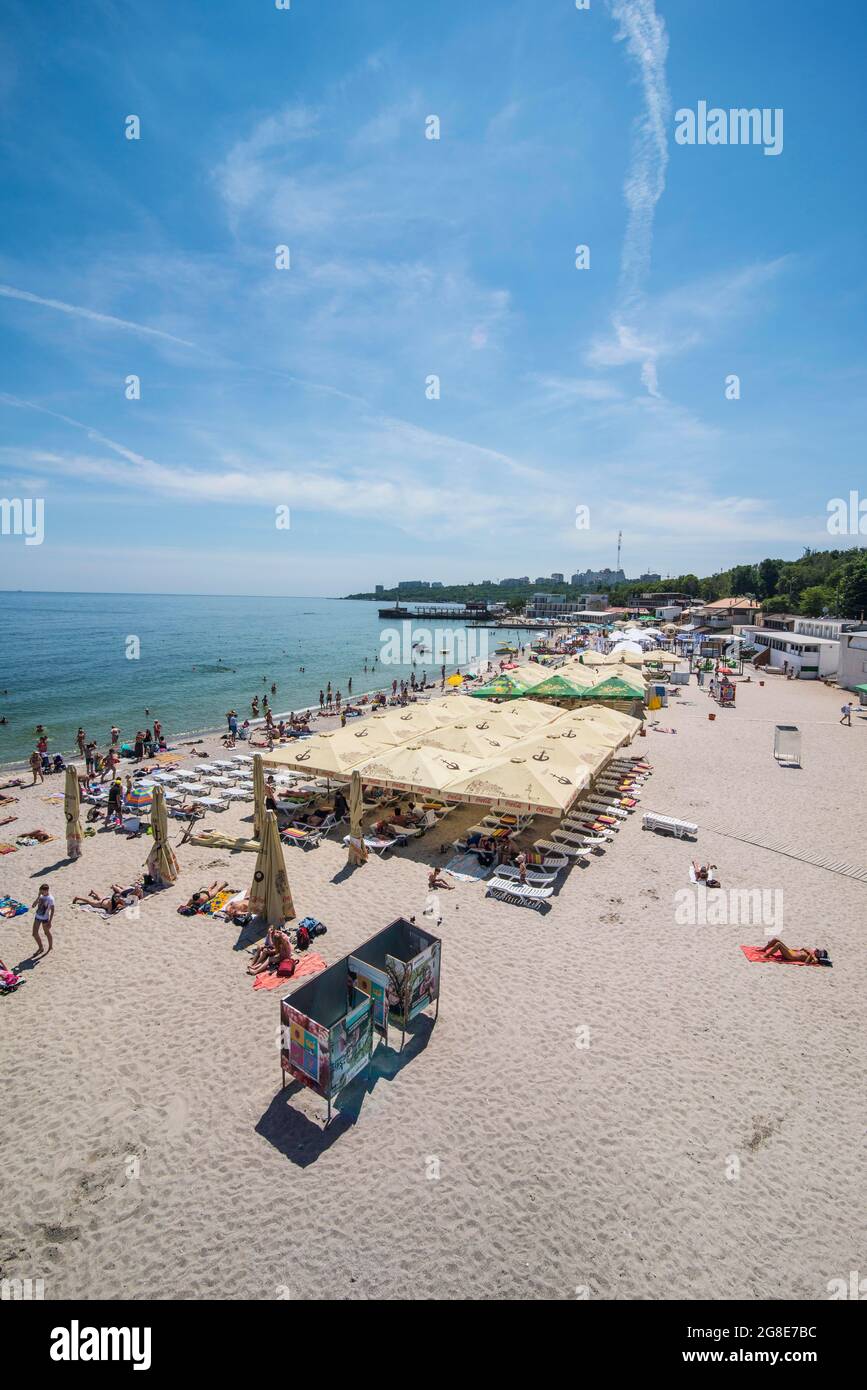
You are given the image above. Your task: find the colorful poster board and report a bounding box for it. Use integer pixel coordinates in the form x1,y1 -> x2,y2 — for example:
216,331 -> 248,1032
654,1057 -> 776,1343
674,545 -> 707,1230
348,956 -> 389,1034
386,939 -> 441,1025
329,991 -> 373,1096
281,1000 -> 331,1097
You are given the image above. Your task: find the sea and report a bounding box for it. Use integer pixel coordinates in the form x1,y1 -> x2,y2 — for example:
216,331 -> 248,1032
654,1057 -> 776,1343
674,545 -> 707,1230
0,592 -> 535,767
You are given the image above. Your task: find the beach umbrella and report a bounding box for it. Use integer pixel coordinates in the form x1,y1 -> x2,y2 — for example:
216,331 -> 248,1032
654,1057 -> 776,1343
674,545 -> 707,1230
357,742 -> 485,797
346,769 -> 368,865
125,783 -> 153,810
441,751 -> 586,817
576,674 -> 645,701
249,809 -> 295,926
469,673 -> 530,700
490,698 -> 563,734
252,753 -> 266,840
519,672 -> 595,700
264,727 -> 395,778
422,720 -> 520,760
446,673 -> 463,686
146,784 -> 179,886
64,765 -> 82,860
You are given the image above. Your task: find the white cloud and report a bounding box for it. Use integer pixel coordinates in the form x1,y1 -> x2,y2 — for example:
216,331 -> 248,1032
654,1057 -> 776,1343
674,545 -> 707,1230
0,283 -> 197,347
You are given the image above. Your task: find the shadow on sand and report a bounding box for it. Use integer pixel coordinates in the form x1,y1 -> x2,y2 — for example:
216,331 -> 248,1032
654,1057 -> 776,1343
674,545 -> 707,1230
255,1014 -> 435,1165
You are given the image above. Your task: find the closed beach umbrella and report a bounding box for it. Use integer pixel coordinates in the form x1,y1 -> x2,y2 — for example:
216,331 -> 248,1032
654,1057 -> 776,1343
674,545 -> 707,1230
249,809 -> 295,925
252,752 -> 266,840
146,784 -> 179,886
346,769 -> 368,865
64,765 -> 82,860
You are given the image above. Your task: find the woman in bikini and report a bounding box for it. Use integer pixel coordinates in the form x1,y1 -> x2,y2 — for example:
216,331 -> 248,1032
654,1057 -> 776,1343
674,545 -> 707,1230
759,938 -> 826,964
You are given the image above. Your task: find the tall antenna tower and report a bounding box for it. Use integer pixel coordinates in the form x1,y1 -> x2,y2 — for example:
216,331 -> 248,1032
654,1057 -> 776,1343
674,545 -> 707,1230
616,530 -> 622,573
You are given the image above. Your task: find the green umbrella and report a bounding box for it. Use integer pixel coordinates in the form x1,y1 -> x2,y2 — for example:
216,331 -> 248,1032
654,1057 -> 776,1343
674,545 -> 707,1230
469,673 -> 531,700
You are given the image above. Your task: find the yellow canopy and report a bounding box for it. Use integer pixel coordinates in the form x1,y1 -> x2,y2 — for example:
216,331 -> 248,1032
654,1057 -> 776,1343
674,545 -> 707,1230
357,743 -> 484,796
422,720 -> 521,760
441,751 -> 587,817
264,726 -> 395,777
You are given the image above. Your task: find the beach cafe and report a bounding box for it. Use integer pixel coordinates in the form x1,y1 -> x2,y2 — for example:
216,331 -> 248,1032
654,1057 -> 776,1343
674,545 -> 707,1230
280,918 -> 441,1123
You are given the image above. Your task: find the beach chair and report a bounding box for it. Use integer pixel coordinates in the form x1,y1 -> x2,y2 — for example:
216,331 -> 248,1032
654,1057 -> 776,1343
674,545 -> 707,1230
341,832 -> 406,857
544,834 -> 590,859
486,877 -> 553,909
641,811 -> 698,839
581,799 -> 630,819
482,813 -> 535,832
525,847 -> 570,871
495,863 -> 558,885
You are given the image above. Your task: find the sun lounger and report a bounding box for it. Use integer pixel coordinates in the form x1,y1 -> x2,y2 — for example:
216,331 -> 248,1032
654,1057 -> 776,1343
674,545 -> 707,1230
581,799 -> 630,819
535,837 -> 584,859
486,877 -> 553,908
642,811 -> 698,839
525,846 -> 569,870
341,832 -> 407,856
495,864 -> 558,885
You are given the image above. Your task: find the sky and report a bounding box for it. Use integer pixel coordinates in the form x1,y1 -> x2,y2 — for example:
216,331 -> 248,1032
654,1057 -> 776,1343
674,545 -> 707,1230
1,0 -> 866,595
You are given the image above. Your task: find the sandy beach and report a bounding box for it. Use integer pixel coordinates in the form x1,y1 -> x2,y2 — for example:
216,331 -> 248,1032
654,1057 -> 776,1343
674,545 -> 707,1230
0,675 -> 864,1301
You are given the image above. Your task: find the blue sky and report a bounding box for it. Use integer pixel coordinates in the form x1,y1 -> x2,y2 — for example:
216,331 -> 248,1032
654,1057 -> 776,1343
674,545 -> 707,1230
1,0 -> 866,595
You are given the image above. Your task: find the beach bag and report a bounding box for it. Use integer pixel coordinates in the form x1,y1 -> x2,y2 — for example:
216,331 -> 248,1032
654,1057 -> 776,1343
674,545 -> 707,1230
277,957 -> 296,978
295,925 -> 311,951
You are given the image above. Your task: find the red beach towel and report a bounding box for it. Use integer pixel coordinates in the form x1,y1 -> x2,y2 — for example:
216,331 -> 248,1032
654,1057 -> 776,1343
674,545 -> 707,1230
252,951 -> 327,990
740,945 -> 824,967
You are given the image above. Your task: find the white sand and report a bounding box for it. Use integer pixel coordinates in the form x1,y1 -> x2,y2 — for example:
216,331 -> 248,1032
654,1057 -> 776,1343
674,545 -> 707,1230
0,676 -> 864,1300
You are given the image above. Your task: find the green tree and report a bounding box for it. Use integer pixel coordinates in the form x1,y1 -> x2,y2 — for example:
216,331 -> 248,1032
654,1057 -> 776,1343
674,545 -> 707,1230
756,558 -> 782,599
761,595 -> 795,615
799,585 -> 833,617
728,564 -> 757,597
837,554 -> 867,619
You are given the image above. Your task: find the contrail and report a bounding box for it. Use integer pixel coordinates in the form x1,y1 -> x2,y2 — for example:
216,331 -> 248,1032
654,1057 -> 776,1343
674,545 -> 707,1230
0,283 -> 197,348
607,0 -> 671,308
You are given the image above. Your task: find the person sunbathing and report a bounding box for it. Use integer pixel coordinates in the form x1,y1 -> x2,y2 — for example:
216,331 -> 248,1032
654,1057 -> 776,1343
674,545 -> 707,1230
759,938 -> 828,965
179,880 -> 228,913
73,883 -> 142,913
428,867 -> 454,891
224,894 -> 251,923
373,818 -> 401,839
692,861 -> 721,887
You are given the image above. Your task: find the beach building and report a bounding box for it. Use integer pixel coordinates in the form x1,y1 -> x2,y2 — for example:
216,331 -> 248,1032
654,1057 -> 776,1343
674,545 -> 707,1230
740,617 -> 842,679
824,627 -> 867,692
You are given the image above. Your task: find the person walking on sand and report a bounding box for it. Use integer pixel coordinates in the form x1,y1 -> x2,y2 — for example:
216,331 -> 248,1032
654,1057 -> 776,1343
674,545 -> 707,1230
840,702 -> 853,726
31,883 -> 55,956
30,749 -> 44,784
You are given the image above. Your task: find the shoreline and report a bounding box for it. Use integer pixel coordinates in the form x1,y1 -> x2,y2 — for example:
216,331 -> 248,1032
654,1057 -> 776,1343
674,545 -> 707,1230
0,648 -> 501,773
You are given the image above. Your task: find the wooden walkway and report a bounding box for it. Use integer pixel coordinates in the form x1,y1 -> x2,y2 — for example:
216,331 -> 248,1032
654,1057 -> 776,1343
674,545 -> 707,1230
707,827 -> 867,883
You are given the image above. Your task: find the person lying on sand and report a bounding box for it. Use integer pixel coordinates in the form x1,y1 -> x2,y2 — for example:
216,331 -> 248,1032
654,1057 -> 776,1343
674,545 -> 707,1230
759,938 -> 829,965
224,894 -> 251,923
179,880 -> 228,913
73,883 -> 143,914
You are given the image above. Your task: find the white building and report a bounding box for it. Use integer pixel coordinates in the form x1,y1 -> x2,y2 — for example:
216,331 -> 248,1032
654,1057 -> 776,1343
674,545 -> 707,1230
741,625 -> 840,679
837,630 -> 867,692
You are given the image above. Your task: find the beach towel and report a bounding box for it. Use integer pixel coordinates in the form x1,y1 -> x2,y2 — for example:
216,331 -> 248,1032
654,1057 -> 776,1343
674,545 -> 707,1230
740,945 -> 829,967
444,852 -> 492,882
15,831 -> 55,847
201,888 -> 238,916
651,726 -> 677,734
252,951 -> 327,991
41,794 -> 65,804
0,896 -> 28,918
212,890 -> 247,920
0,844 -> 17,855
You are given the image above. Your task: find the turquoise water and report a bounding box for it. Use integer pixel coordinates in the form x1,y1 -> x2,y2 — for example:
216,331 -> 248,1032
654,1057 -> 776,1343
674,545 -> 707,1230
0,593 -> 524,766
